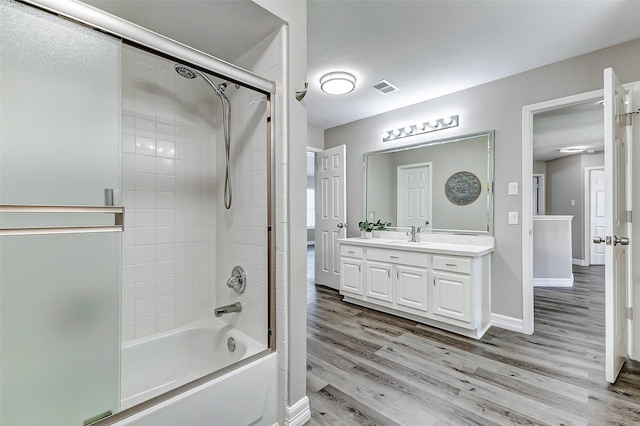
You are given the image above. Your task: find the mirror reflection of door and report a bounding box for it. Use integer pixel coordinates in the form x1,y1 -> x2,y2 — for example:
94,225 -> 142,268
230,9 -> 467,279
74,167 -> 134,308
397,162 -> 432,229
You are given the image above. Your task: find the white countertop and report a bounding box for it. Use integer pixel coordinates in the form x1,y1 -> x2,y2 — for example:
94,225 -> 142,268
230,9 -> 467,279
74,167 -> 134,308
338,237 -> 494,257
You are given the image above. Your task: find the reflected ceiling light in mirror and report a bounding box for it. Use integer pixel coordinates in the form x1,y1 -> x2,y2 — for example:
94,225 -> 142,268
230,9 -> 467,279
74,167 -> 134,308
320,71 -> 356,95
383,115 -> 459,142
559,146 -> 586,153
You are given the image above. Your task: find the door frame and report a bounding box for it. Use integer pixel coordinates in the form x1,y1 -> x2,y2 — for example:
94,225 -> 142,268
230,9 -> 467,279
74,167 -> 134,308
522,89 -> 603,335
522,84 -> 637,353
584,166 -> 605,266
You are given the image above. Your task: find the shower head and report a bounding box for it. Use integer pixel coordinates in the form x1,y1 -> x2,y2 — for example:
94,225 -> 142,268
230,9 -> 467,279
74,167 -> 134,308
174,64 -> 197,79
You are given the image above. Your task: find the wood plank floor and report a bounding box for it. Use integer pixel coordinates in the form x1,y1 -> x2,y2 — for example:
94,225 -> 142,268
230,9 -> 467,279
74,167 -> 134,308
305,248 -> 640,425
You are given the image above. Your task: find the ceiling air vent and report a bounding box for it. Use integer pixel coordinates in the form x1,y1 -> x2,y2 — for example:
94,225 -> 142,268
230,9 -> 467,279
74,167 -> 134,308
371,79 -> 398,94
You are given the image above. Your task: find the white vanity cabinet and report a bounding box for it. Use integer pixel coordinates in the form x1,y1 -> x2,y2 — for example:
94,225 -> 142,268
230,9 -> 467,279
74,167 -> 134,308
338,238 -> 493,339
339,245 -> 364,295
432,255 -> 473,327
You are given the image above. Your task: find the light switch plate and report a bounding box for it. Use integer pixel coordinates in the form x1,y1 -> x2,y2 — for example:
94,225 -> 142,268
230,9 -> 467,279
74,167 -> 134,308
508,182 -> 518,195
509,211 -> 519,224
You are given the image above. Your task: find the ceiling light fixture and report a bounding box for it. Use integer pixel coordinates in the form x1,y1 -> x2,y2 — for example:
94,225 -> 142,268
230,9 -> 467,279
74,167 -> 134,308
320,71 -> 356,95
383,115 -> 459,142
559,146 -> 586,153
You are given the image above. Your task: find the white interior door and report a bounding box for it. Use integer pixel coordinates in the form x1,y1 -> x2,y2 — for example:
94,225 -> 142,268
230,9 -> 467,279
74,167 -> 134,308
397,163 -> 432,228
315,145 -> 346,289
590,168 -> 606,265
603,67 -> 632,383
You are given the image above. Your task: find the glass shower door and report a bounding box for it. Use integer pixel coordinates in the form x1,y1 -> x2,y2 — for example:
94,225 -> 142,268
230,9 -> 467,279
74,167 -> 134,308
0,2 -> 122,425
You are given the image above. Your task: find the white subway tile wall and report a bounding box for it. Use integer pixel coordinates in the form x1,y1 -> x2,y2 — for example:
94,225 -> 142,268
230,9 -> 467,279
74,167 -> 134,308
121,45 -> 272,346
121,46 -> 218,341
233,26 -> 288,421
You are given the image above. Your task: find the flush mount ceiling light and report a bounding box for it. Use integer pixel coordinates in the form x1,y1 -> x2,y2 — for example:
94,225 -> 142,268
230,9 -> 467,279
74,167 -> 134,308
383,115 -> 459,142
320,71 -> 356,95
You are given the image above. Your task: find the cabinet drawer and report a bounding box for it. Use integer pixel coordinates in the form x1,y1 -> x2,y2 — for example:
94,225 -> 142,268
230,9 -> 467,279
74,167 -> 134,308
340,245 -> 364,258
433,255 -> 472,274
367,248 -> 428,268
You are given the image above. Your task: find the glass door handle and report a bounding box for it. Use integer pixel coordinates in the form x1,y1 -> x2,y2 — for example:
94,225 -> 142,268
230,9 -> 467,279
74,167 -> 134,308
0,205 -> 124,236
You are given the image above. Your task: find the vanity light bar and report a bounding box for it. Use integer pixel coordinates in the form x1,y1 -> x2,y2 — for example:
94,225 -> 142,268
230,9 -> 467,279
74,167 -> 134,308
382,115 -> 459,142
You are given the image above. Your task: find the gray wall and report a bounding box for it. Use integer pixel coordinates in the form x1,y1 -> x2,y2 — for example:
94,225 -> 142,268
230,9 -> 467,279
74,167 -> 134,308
308,124 -> 325,150
546,155 -> 583,259
546,152 -> 603,261
533,161 -> 547,175
324,38 -> 640,320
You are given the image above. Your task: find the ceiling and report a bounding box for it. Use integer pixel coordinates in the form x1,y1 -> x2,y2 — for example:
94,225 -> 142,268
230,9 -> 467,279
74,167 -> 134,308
533,100 -> 604,162
307,0 -> 640,131
81,0 -> 639,160
82,0 -> 283,63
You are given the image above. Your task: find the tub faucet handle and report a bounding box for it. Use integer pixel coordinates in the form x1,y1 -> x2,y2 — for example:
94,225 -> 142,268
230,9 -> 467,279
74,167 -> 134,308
226,266 -> 246,294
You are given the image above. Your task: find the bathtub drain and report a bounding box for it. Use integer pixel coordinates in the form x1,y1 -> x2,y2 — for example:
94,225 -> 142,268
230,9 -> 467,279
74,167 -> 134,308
227,337 -> 236,352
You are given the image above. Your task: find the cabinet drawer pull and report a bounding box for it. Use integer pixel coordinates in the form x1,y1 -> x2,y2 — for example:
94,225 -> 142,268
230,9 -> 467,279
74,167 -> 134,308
348,250 -> 355,254
445,263 -> 457,267
358,264 -> 361,272
390,255 -> 399,259
397,270 -> 400,279
388,269 -> 391,278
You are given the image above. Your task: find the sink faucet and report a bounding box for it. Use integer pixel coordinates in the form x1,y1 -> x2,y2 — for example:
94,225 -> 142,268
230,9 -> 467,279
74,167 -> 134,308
214,302 -> 242,317
407,225 -> 417,242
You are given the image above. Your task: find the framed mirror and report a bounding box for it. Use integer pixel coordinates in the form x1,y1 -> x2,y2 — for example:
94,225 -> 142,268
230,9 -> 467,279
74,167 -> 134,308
364,130 -> 494,235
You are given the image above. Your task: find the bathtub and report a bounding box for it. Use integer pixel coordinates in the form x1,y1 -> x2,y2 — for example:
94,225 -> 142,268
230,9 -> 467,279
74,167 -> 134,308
113,353 -> 277,426
120,318 -> 268,411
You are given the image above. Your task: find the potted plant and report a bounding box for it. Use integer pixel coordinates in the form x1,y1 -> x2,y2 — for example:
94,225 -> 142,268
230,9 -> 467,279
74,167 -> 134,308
359,220 -> 375,238
359,219 -> 392,238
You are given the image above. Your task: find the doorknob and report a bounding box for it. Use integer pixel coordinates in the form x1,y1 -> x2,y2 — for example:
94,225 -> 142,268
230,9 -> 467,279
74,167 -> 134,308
593,236 -> 605,244
614,236 -> 630,246
337,223 -> 345,229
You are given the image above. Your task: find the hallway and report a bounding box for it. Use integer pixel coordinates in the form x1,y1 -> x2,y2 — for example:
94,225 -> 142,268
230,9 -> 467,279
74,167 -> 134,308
306,247 -> 640,425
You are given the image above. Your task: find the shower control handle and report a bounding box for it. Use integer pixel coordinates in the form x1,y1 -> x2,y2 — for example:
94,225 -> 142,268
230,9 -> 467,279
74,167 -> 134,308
227,266 -> 247,294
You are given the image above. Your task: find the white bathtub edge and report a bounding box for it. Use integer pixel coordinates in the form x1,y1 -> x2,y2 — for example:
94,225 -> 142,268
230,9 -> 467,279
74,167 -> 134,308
113,354 -> 278,426
284,395 -> 311,426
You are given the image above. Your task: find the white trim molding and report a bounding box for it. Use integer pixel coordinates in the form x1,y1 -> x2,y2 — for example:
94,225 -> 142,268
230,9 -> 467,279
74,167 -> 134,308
572,258 -> 589,267
533,276 -> 574,287
284,396 -> 311,426
491,313 -> 525,333
521,89 -> 603,336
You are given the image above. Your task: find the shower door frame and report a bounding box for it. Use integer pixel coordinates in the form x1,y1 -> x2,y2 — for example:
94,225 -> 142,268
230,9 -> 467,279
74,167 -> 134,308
15,1 -> 278,424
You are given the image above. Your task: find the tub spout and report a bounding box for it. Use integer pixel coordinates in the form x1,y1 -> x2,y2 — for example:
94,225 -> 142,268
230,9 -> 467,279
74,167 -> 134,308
214,302 -> 242,317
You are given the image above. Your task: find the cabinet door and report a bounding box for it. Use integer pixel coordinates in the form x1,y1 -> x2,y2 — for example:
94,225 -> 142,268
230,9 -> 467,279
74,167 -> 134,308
396,265 -> 429,313
365,261 -> 393,303
340,258 -> 363,295
433,271 -> 473,326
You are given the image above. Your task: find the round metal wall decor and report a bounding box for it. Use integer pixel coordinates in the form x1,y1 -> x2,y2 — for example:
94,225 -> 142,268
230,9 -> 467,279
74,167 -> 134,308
445,171 -> 481,205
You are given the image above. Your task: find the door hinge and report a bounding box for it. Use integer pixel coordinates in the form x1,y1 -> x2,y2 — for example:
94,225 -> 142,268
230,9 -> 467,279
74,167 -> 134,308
624,109 -> 640,126
628,307 -> 634,321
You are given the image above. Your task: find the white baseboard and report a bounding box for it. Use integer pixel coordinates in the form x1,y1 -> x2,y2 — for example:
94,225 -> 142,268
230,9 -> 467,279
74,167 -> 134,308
533,276 -> 574,287
572,258 -> 588,266
491,313 -> 524,333
284,396 -> 311,426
